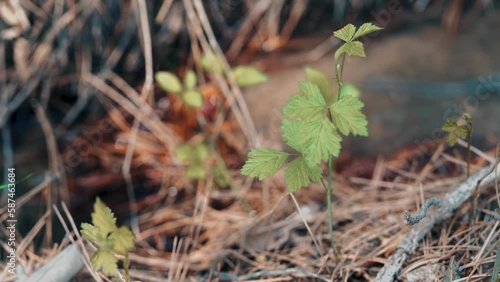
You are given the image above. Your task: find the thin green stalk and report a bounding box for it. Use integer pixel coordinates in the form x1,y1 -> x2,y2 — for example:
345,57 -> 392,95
327,156 -> 335,250
124,253 -> 130,282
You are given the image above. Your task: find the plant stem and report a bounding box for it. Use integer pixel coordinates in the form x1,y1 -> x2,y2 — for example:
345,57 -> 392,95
327,156 -> 335,250
124,253 -> 130,282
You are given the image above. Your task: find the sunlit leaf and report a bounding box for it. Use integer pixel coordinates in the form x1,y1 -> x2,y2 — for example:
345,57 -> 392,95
333,24 -> 356,42
182,90 -> 204,108
91,249 -> 118,276
91,198 -> 117,236
241,148 -> 289,180
233,65 -> 268,87
301,116 -> 342,166
334,41 -> 365,60
155,71 -> 183,93
184,70 -> 197,90
352,23 -> 383,39
329,95 -> 368,136
305,67 -> 334,104
109,226 -> 135,255
284,157 -> 322,192
283,82 -> 327,121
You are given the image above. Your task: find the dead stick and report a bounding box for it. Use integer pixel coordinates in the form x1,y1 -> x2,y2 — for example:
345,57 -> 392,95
375,161 -> 500,281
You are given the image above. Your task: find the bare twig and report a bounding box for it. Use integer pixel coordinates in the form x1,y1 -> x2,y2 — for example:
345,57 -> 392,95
375,162 -> 500,281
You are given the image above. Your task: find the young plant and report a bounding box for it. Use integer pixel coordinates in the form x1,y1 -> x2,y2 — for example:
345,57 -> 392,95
155,70 -> 204,108
175,141 -> 210,180
442,113 -> 473,177
81,198 -> 135,281
241,23 -> 382,251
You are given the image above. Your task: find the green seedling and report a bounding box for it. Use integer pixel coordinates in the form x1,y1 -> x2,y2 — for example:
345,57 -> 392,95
175,142 -> 210,180
155,70 -> 204,108
201,53 -> 268,88
241,23 -> 382,252
81,198 -> 135,281
442,113 -> 473,177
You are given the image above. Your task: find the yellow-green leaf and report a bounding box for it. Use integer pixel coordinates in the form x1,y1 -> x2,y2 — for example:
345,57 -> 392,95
241,148 -> 289,180
333,24 -> 356,42
329,95 -> 368,136
186,164 -> 206,180
201,53 -> 224,74
281,119 -> 306,153
305,67 -> 334,104
442,119 -> 468,146
285,157 -> 323,192
352,23 -> 383,39
109,226 -> 135,255
175,143 -> 193,162
182,90 -> 204,108
91,249 -> 118,276
335,41 -> 365,60
232,65 -> 268,87
184,70 -> 197,90
91,198 -> 117,236
81,223 -> 103,246
283,82 -> 327,121
340,83 -> 361,98
302,116 -> 342,166
155,71 -> 183,93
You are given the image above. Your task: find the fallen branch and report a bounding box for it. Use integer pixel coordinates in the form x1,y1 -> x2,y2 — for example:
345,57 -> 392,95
375,161 -> 500,282
16,244 -> 84,282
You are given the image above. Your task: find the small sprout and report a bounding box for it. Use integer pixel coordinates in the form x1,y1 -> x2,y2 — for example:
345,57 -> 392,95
81,198 -> 135,280
175,142 -> 210,180
442,113 -> 473,177
232,65 -> 268,87
404,198 -> 441,225
155,70 -> 204,108
201,53 -> 224,74
155,71 -> 183,93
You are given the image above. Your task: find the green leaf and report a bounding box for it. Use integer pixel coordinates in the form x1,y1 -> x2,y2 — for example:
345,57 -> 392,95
352,23 -> 383,39
109,226 -> 135,255
333,24 -> 356,42
81,223 -> 103,245
175,143 -> 193,162
91,198 -> 117,236
201,53 -> 224,74
281,119 -> 306,153
442,119 -> 467,146
283,82 -> 327,121
304,67 -> 334,104
335,41 -> 365,60
284,157 -> 323,192
155,71 -> 183,93
301,116 -> 342,166
213,164 -> 231,188
186,164 -> 207,180
184,70 -> 197,90
91,249 -> 118,276
241,148 -> 289,180
340,83 -> 361,98
182,90 -> 204,108
232,65 -> 268,87
329,95 -> 368,136
194,143 -> 210,162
